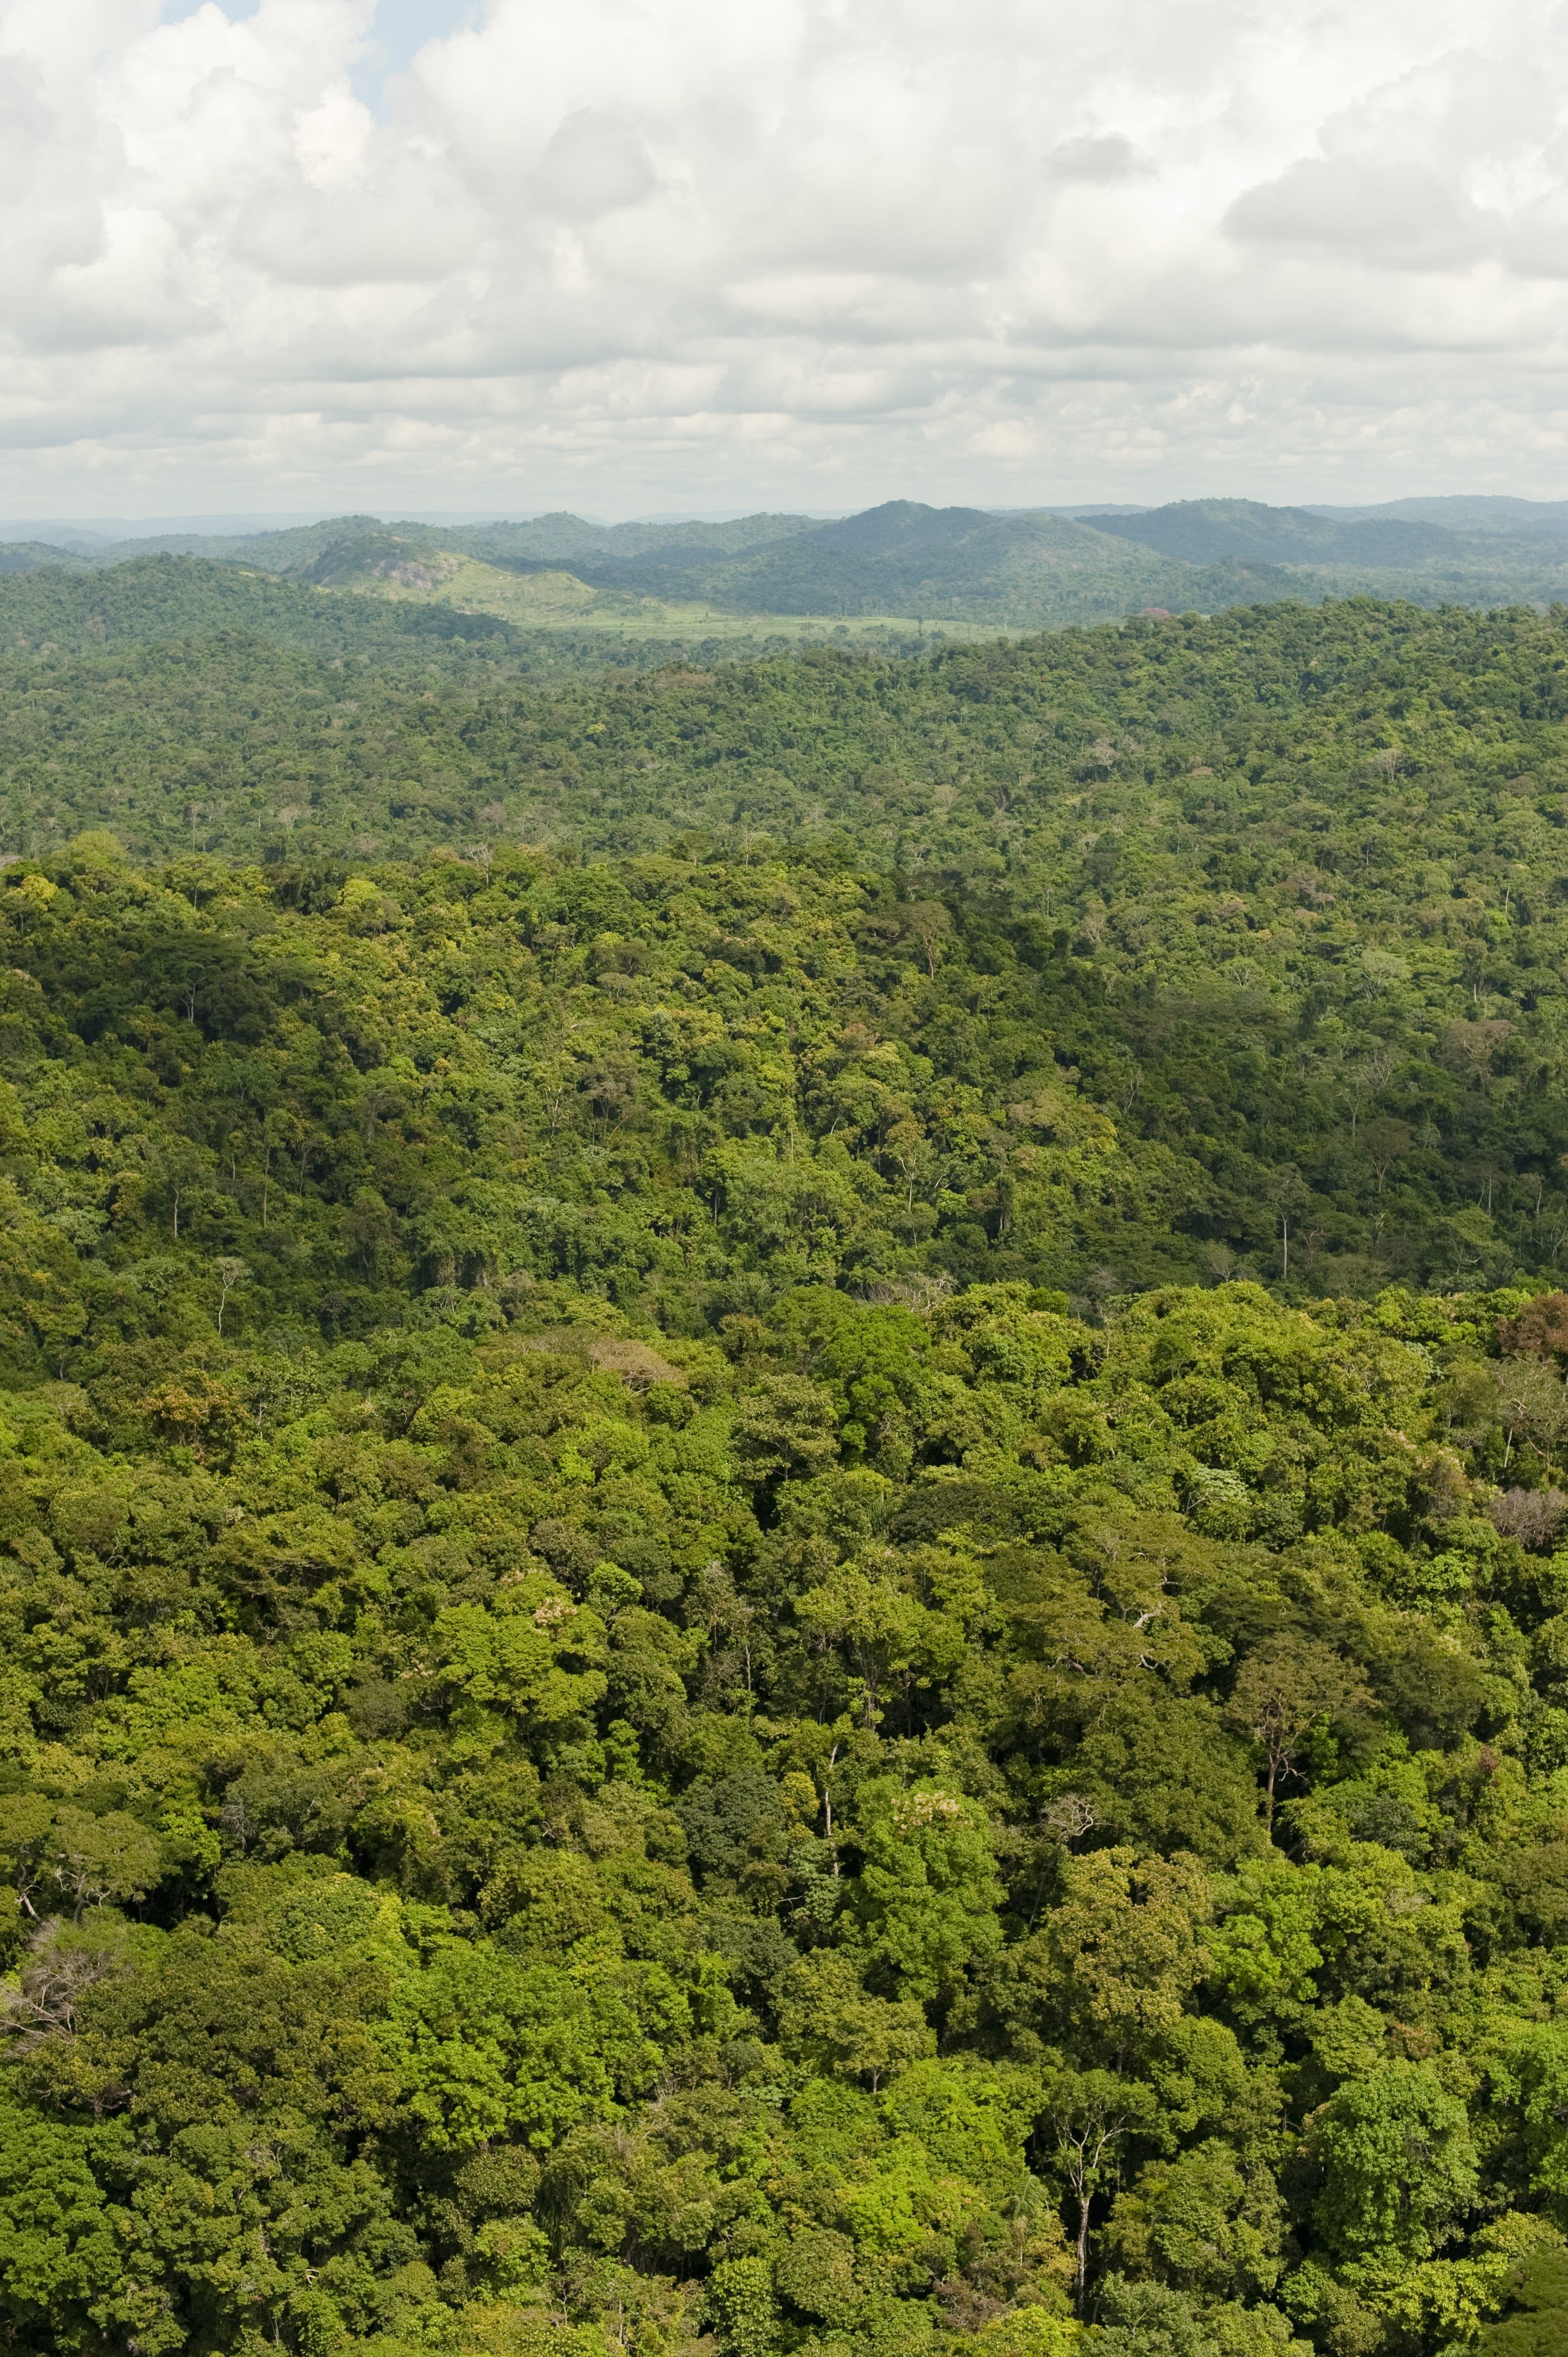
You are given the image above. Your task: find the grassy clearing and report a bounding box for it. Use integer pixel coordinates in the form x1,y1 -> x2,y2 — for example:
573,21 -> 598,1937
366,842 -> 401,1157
337,550 -> 1013,647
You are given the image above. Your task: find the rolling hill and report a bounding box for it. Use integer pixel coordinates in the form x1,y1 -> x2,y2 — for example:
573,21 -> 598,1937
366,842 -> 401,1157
1308,492 -> 1568,532
11,492 -> 1568,655
1075,497 -> 1479,568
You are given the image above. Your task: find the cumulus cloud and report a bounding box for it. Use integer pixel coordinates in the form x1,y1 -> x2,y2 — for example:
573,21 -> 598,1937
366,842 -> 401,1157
1,0 -> 1566,511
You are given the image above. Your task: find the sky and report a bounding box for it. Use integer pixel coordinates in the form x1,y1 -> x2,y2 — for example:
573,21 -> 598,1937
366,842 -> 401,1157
2,0 -> 1567,518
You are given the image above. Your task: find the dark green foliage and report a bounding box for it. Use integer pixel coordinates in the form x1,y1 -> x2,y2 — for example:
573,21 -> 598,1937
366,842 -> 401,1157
1475,2249 -> 1568,2354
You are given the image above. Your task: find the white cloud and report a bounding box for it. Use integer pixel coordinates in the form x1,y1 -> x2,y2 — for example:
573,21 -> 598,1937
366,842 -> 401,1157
0,0 -> 1566,512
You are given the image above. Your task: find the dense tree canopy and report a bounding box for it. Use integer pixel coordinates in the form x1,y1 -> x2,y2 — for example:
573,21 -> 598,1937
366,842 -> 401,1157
2,590 -> 1568,2357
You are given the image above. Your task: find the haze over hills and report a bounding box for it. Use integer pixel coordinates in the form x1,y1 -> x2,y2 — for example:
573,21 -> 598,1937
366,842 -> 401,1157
0,509 -> 553,547
6,492 -> 1568,653
1076,500 -> 1490,568
3,492 -> 1565,669
442,494 -> 1568,627
1303,494 -> 1568,532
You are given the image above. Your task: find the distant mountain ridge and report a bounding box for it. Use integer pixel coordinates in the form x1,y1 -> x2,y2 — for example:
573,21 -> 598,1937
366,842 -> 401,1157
1076,497 -> 1469,568
437,496 -> 1568,622
1303,493 -> 1568,532
437,501 -> 1207,624
6,492 -> 1568,639
61,510 -> 822,573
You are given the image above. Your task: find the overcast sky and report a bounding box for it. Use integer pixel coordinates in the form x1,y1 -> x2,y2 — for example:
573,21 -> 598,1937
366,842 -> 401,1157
3,0 -> 1566,518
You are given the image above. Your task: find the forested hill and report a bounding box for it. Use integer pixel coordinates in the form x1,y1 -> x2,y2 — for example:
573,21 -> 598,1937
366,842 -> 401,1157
18,493 -> 1568,627
0,554 -> 536,666
4,593 -> 1568,2356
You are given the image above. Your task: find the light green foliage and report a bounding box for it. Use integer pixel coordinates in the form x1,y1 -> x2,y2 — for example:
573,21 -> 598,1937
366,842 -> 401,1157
0,2091 -> 121,2350
1005,1849 -> 1213,2063
379,1942 -> 666,2151
705,2256 -> 781,2357
1487,2029 -> 1568,2206
1204,1859 -> 1325,2036
1310,2064 -> 1480,2264
847,1779 -> 1004,2001
978,2313 -> 1085,2356
0,1250 -> 1556,2352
